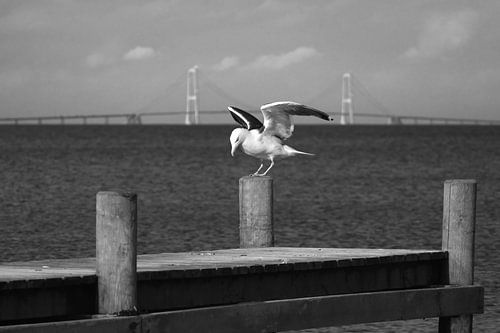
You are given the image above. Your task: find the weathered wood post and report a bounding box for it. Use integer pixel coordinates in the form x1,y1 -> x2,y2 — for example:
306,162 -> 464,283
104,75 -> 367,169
96,191 -> 138,314
239,176 -> 274,248
439,179 -> 477,333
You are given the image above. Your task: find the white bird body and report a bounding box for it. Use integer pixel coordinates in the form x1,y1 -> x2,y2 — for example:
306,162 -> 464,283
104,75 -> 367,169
234,128 -> 311,159
229,101 -> 333,176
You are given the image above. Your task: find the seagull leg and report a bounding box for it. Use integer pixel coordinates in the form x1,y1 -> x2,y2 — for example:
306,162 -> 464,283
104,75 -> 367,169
260,158 -> 274,176
251,160 -> 264,176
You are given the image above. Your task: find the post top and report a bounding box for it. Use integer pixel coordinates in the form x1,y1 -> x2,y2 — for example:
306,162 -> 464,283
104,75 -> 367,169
97,191 -> 137,199
444,179 -> 477,184
239,175 -> 273,181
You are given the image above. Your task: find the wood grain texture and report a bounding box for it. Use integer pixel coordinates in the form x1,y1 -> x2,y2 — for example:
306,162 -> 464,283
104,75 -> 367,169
0,248 -> 446,286
239,176 -> 274,247
0,247 -> 448,321
0,286 -> 483,333
142,286 -> 484,333
96,191 -> 138,315
440,179 -> 477,333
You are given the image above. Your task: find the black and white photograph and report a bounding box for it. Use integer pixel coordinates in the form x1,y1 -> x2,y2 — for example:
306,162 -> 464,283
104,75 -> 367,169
0,1 -> 498,332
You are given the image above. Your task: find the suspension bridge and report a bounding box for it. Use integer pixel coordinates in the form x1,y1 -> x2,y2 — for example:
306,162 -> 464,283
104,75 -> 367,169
1,67 -> 498,125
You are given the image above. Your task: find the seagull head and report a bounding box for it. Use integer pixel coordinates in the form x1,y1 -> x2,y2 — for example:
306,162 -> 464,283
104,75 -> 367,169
230,128 -> 247,156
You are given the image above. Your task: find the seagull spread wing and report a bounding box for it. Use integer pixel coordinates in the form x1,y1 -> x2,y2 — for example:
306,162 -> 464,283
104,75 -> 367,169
260,101 -> 333,140
228,106 -> 263,130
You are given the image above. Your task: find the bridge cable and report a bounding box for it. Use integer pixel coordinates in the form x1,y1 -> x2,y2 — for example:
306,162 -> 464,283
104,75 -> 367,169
350,75 -> 393,117
134,72 -> 186,115
197,71 -> 256,110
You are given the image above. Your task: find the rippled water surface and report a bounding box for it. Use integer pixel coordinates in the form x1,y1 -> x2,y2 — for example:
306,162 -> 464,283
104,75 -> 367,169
1,125 -> 499,332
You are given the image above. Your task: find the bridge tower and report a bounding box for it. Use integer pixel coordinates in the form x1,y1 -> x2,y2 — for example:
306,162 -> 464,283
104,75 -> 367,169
341,73 -> 354,125
185,65 -> 199,125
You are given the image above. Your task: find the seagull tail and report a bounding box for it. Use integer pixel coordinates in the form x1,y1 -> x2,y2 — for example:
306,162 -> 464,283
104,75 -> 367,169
283,145 -> 315,156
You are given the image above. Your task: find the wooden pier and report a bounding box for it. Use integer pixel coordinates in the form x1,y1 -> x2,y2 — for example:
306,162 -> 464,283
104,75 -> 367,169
0,179 -> 484,332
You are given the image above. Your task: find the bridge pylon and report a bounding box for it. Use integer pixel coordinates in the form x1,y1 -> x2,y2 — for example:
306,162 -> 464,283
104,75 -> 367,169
341,73 -> 354,125
185,65 -> 199,125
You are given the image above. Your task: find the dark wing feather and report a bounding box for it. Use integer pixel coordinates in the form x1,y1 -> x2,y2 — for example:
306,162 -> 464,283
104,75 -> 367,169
228,106 -> 263,130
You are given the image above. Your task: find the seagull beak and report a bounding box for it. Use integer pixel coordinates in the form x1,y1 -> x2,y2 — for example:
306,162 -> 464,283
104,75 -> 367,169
231,140 -> 239,157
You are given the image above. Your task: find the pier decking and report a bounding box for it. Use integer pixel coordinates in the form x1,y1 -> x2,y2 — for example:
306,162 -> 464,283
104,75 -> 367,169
0,247 -> 448,320
0,248 -> 483,332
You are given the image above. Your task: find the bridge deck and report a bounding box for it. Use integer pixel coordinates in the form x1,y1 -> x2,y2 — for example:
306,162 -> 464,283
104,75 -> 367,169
1,111 -> 499,125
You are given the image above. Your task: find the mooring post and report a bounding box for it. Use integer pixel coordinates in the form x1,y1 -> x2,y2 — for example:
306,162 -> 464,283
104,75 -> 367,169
439,179 -> 477,333
96,191 -> 138,314
239,176 -> 274,248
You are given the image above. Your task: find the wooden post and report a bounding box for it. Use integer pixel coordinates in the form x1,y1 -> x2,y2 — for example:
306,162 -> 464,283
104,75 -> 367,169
239,176 -> 274,248
439,179 -> 477,333
96,191 -> 138,314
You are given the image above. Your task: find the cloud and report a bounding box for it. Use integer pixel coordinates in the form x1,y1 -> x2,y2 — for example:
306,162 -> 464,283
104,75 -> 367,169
212,56 -> 240,71
247,46 -> 320,70
85,53 -> 114,68
404,9 -> 478,60
123,46 -> 157,61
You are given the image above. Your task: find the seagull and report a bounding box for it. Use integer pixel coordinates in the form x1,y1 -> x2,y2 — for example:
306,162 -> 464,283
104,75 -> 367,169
228,101 -> 333,176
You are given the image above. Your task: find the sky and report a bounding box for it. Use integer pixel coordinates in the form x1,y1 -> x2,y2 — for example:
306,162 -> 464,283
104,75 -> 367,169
1,0 -> 500,123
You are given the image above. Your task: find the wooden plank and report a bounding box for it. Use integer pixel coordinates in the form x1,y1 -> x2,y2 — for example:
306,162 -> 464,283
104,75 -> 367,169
0,286 -> 484,333
151,248 -> 440,275
0,316 -> 140,333
143,286 -> 484,332
1,248 -> 447,288
136,253 -> 446,312
0,284 -> 96,322
0,275 -> 96,291
0,248 -> 448,321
